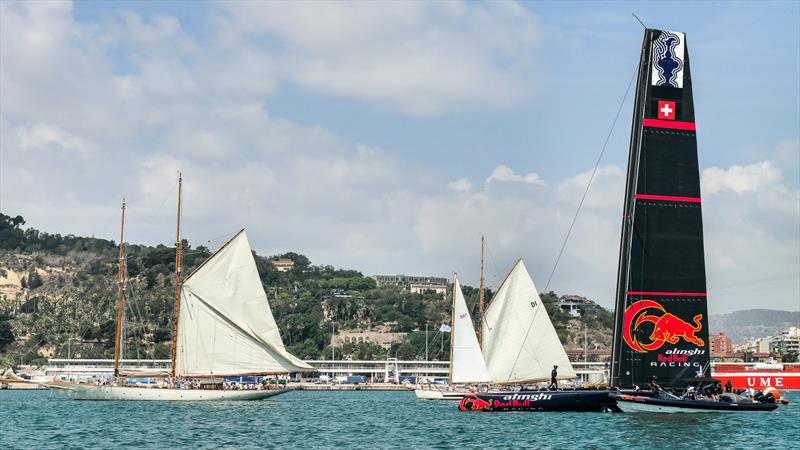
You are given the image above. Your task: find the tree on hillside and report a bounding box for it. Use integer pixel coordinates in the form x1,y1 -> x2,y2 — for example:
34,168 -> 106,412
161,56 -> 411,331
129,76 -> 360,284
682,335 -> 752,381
0,316 -> 14,352
27,270 -> 43,289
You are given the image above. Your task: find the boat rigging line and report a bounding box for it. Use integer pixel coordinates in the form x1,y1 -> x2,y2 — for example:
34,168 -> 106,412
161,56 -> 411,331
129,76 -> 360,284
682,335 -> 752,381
504,62 -> 639,380
632,12 -> 648,29
542,64 -> 639,293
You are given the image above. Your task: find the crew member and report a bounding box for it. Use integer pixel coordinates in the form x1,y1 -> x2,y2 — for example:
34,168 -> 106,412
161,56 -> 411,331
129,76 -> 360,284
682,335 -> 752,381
548,365 -> 558,390
649,375 -> 662,396
724,380 -> 732,393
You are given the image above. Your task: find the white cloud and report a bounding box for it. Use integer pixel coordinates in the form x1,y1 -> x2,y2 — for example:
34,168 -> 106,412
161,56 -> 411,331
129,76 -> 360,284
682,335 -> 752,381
485,164 -> 546,187
0,2 -> 797,314
701,161 -> 782,195
16,124 -> 90,154
448,178 -> 473,193
216,1 -> 543,116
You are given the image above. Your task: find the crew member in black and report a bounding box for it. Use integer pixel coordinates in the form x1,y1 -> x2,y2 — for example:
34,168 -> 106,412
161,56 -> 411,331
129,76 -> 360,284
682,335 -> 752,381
649,375 -> 662,396
724,380 -> 732,393
548,365 -> 558,390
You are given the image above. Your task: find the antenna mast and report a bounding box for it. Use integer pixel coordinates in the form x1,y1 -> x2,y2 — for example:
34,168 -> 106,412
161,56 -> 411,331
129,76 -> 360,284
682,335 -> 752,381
169,173 -> 183,379
113,199 -> 126,377
478,235 -> 485,348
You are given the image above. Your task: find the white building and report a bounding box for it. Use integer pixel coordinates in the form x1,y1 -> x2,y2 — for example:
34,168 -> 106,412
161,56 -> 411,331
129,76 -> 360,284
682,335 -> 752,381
770,326 -> 800,354
271,258 -> 295,272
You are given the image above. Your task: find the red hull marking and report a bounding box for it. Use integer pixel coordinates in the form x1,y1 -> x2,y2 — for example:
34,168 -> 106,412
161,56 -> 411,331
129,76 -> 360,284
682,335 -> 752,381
626,291 -> 707,297
712,373 -> 800,390
642,118 -> 696,130
635,194 -> 701,203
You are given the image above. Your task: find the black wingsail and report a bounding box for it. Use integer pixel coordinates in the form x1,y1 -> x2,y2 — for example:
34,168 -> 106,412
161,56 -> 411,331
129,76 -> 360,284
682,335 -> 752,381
610,29 -> 710,389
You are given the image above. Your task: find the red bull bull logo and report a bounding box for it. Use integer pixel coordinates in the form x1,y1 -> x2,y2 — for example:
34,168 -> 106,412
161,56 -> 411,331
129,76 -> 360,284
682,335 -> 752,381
458,394 -> 492,412
623,300 -> 704,353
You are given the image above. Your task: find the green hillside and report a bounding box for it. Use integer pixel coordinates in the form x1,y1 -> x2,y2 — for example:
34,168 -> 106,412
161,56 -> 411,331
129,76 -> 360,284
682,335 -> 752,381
0,212 -> 611,368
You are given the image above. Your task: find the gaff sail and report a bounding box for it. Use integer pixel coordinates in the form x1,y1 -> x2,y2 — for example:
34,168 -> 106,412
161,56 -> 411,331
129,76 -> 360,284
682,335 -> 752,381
481,259 -> 576,383
450,277 -> 491,384
610,29 -> 710,389
175,230 -> 314,377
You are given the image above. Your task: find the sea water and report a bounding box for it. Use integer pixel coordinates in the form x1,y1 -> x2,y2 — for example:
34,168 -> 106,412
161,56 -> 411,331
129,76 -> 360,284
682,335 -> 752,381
1,390 -> 798,449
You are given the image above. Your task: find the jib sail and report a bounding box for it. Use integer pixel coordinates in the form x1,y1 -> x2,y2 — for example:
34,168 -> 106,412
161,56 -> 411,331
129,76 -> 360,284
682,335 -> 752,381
610,29 -> 710,388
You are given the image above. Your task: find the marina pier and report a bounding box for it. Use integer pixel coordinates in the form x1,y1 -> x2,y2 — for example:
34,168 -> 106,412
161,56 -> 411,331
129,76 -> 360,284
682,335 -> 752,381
41,358 -> 608,385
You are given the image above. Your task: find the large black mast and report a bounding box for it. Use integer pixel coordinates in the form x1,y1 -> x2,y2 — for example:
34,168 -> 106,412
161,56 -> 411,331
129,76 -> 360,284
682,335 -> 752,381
610,29 -> 710,389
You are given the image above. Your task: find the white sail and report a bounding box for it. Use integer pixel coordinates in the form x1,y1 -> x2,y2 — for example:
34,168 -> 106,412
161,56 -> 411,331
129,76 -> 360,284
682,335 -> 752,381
481,259 -> 576,383
450,277 -> 491,384
175,230 -> 314,377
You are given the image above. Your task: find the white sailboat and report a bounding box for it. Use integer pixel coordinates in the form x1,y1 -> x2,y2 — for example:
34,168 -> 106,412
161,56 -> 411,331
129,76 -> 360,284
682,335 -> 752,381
414,276 -> 489,400
481,259 -> 576,384
51,175 -> 313,400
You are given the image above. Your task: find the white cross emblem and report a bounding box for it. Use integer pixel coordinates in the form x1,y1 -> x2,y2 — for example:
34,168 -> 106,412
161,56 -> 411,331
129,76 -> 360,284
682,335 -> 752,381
660,103 -> 673,118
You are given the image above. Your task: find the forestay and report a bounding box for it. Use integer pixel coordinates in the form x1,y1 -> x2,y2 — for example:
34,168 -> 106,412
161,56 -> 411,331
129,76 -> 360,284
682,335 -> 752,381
481,259 -> 576,383
450,277 -> 491,384
175,230 -> 314,377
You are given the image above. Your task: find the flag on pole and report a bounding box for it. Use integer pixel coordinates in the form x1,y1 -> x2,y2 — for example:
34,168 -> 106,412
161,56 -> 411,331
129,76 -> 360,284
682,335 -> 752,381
439,324 -> 452,333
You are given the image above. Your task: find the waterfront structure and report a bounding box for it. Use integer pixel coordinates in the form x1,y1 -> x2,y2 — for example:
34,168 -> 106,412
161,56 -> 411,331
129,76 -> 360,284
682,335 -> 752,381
710,332 -> 734,356
271,258 -> 295,272
757,337 -> 773,353
44,358 -> 609,385
770,327 -> 800,354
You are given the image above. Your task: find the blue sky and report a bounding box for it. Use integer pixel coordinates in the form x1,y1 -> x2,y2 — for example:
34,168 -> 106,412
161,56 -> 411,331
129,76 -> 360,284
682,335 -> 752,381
1,1 -> 798,313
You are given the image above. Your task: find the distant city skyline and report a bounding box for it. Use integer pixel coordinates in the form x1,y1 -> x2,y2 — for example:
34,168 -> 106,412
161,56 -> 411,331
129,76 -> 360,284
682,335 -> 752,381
1,1 -> 798,313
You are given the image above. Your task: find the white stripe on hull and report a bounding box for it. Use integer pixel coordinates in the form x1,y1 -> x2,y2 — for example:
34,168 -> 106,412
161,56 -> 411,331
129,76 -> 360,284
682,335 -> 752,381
51,384 -> 293,401
414,388 -> 466,401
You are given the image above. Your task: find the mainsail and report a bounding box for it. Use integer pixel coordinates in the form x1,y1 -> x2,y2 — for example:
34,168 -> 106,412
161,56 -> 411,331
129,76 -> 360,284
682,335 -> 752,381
450,277 -> 490,384
610,29 -> 710,388
481,259 -> 576,383
175,230 -> 314,376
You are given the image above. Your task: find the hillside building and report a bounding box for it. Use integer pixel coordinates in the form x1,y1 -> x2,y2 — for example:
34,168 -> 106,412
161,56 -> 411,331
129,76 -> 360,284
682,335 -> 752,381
558,295 -> 593,317
373,274 -> 448,294
409,283 -> 447,295
331,329 -> 407,350
271,258 -> 295,272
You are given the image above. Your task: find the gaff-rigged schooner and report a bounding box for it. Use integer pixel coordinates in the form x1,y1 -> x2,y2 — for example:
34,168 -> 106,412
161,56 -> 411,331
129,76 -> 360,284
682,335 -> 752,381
51,175 -> 314,400
608,28 -> 779,413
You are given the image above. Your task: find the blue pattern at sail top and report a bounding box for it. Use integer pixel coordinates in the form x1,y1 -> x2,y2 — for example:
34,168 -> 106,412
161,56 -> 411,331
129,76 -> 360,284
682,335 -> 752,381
651,30 -> 685,88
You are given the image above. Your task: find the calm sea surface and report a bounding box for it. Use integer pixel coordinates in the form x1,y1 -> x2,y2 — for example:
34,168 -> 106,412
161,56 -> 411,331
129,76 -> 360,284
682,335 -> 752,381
1,390 -> 798,449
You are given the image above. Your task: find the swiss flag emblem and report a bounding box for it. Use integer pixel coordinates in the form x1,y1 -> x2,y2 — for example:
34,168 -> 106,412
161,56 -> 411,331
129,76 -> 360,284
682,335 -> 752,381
658,100 -> 676,120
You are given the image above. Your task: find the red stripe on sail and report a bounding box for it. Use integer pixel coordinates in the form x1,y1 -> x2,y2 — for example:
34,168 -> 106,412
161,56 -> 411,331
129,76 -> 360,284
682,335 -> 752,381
642,119 -> 696,130
627,291 -> 707,297
635,194 -> 701,203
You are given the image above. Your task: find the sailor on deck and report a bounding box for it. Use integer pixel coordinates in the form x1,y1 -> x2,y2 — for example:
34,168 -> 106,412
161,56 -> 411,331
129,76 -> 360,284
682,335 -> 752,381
650,375 -> 662,396
548,365 -> 558,390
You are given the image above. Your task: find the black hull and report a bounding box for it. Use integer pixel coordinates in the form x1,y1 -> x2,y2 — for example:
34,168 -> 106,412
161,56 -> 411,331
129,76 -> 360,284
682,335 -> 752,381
610,393 -> 779,412
459,390 -> 620,413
